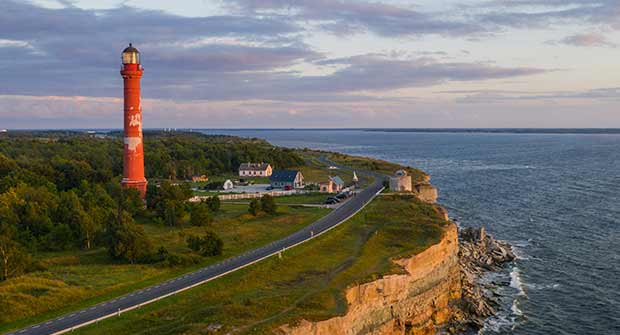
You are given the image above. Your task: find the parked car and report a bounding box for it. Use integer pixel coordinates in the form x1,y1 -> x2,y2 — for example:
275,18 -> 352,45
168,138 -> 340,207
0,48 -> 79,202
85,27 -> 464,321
325,197 -> 340,204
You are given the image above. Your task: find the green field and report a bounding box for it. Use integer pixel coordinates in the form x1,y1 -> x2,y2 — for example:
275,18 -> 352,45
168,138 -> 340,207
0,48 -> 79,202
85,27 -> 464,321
0,204 -> 329,332
69,195 -> 447,335
326,152 -> 428,184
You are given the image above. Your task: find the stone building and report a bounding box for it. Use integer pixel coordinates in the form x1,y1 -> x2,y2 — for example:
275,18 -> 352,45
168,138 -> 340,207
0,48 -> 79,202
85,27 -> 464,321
389,170 -> 412,192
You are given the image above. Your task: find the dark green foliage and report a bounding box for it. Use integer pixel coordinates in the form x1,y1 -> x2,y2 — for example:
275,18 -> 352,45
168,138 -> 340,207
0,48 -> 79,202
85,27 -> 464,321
104,212 -> 152,264
0,131 -> 305,279
248,198 -> 261,216
186,231 -> 223,256
206,195 -> 220,212
190,202 -> 213,226
147,181 -> 192,226
0,225 -> 31,280
260,194 -> 277,215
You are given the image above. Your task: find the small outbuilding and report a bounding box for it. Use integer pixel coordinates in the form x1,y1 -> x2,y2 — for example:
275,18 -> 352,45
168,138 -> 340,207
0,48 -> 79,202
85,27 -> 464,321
269,170 -> 304,189
389,170 -> 412,192
222,179 -> 234,191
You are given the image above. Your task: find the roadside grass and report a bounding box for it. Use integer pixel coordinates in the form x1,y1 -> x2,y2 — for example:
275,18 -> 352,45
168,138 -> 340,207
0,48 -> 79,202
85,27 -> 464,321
71,195 -> 447,335
0,204 -> 329,332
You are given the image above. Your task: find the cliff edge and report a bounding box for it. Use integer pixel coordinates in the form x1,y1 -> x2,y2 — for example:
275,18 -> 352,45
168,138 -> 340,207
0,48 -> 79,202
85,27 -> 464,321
277,223 -> 462,335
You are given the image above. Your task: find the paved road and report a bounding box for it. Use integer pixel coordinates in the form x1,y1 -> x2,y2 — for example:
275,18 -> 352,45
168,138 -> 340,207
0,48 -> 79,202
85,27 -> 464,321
6,179 -> 385,335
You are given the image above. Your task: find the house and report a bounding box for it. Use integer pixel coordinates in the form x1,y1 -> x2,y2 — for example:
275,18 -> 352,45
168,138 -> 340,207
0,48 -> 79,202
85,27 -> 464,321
319,176 -> 345,193
222,179 -> 234,191
239,162 -> 272,177
389,170 -> 412,192
269,170 -> 304,189
192,175 -> 209,182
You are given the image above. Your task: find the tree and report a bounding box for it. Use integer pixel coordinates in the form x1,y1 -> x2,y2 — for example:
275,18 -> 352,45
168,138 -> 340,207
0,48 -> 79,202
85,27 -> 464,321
206,195 -> 220,212
186,231 -> 223,256
104,212 -> 152,263
260,194 -> 277,215
248,198 -> 261,216
190,202 -> 213,226
164,200 -> 186,226
0,225 -> 30,281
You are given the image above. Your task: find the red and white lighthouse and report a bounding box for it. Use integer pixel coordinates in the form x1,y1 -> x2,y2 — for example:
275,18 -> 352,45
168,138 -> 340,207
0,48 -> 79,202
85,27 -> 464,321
120,43 -> 147,198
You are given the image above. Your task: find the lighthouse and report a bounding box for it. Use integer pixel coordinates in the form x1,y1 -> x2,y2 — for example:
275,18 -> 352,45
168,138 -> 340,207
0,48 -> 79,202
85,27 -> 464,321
120,43 -> 147,198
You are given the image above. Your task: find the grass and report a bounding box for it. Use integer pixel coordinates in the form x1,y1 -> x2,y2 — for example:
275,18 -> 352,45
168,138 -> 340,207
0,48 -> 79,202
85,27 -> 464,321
296,155 -> 354,185
69,195 -> 448,335
222,193 -> 332,205
0,204 -> 329,332
326,152 -> 428,184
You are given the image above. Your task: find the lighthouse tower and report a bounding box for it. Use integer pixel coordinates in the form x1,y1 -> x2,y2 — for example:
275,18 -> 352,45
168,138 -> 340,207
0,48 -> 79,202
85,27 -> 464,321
120,43 -> 147,198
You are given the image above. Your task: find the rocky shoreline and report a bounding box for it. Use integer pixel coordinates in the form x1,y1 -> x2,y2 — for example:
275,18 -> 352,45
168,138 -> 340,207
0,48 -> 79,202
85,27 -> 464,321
448,227 -> 516,333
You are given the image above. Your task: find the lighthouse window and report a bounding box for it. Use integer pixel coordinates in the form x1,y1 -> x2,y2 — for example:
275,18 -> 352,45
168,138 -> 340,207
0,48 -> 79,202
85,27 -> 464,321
122,52 -> 139,64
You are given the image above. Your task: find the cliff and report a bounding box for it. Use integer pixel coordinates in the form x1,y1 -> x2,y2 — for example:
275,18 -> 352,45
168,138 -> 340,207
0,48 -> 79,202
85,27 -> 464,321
277,223 -> 462,335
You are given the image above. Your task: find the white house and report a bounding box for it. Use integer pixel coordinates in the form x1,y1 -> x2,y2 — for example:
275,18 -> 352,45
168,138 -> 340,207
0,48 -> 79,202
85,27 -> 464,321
223,179 -> 234,191
239,162 -> 273,177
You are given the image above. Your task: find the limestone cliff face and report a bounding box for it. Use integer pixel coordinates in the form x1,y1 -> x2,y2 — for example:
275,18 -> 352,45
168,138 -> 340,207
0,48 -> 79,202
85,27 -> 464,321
277,224 -> 461,335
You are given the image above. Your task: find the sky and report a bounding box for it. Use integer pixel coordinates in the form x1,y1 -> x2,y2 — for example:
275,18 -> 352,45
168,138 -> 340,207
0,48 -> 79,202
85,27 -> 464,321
0,0 -> 619,129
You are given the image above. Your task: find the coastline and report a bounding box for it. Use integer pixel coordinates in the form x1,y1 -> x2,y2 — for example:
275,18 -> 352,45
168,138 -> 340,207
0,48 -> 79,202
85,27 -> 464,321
277,175 -> 516,335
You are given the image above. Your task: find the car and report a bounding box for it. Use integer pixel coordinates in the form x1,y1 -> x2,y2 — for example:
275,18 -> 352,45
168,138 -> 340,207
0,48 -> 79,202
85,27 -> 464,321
325,197 -> 340,204
335,192 -> 350,200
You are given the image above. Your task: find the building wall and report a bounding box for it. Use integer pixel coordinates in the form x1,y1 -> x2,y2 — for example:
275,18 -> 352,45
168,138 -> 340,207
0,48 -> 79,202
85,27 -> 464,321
239,168 -> 272,177
389,176 -> 412,192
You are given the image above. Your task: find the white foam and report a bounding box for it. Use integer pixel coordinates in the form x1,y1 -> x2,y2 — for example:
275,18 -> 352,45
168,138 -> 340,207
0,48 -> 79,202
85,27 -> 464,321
511,299 -> 523,316
511,245 -> 529,260
510,267 -> 527,297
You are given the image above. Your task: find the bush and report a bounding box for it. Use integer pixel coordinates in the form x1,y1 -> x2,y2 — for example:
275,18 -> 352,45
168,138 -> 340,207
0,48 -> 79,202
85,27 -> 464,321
206,195 -> 220,212
260,194 -> 277,215
248,198 -> 261,216
104,213 -> 152,264
186,231 -> 223,256
191,202 -> 213,226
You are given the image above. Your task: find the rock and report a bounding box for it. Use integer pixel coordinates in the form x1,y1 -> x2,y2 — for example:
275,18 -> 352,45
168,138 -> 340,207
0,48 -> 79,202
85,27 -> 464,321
450,226 -> 515,333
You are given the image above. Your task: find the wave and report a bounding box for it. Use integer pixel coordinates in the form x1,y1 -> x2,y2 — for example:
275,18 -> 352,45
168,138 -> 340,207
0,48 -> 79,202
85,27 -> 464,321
510,267 -> 527,297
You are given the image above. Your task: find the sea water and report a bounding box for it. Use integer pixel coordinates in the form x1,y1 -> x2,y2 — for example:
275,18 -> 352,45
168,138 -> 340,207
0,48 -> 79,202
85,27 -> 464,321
201,129 -> 620,335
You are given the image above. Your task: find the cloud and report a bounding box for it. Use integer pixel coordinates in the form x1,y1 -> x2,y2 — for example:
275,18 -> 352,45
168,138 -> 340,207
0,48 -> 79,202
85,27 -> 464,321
548,32 -> 616,47
475,1 -> 620,30
228,0 -> 484,37
0,1 -> 547,101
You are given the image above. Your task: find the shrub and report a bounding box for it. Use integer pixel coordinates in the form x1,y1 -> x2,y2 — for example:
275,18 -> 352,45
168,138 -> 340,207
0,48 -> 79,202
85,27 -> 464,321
248,199 -> 261,216
206,195 -> 220,212
191,202 -> 213,226
186,231 -> 223,256
260,194 -> 277,215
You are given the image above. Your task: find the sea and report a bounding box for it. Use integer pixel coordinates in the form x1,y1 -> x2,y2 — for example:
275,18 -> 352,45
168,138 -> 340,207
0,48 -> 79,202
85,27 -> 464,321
200,129 -> 620,335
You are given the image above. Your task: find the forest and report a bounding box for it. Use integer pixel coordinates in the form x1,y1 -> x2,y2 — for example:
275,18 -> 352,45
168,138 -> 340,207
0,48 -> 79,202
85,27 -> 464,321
0,131 -> 305,281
